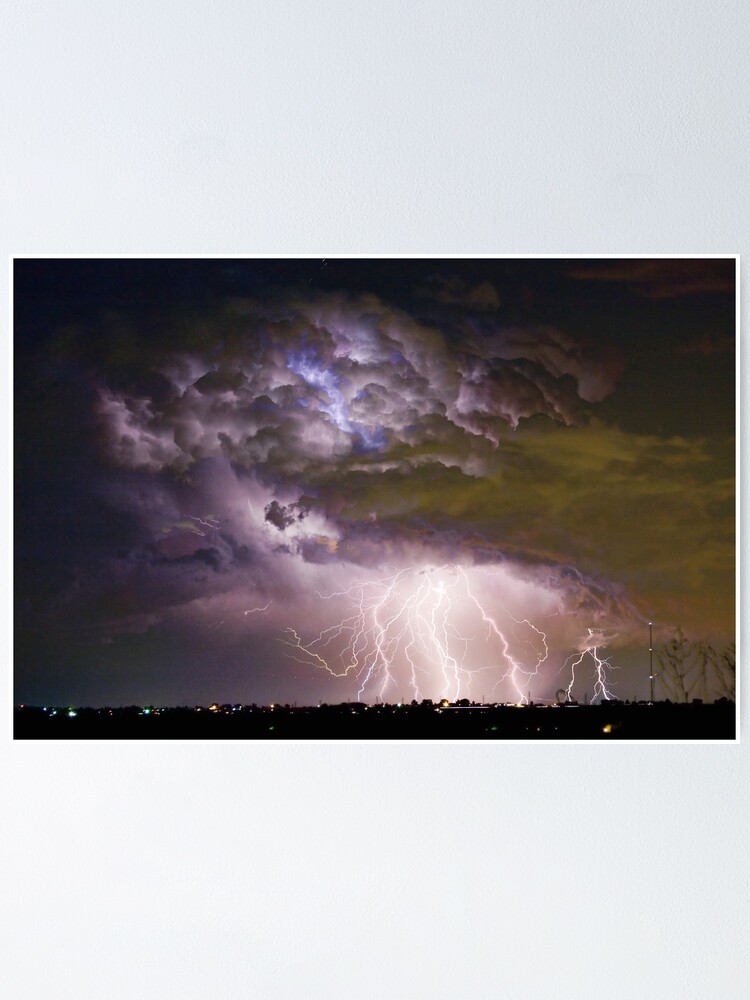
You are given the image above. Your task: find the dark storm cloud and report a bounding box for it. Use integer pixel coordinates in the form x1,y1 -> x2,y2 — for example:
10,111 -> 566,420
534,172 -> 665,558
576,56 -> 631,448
676,333 -> 735,356
67,286 -> 731,626
33,285 -> 640,644
566,258 -> 735,298
264,500 -> 305,531
310,419 -> 733,636
418,274 -> 503,311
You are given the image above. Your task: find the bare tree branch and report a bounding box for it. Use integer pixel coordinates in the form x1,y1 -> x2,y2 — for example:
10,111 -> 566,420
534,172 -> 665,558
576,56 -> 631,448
656,630 -> 735,702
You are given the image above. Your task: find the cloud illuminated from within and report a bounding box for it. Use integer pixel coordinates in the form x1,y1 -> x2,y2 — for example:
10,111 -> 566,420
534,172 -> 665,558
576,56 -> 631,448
74,288 -> 732,659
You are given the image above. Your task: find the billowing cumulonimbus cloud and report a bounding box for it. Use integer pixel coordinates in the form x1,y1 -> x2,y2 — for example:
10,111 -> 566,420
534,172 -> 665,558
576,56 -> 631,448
77,287 -> 732,655
75,291 -> 637,641
95,291 -> 623,480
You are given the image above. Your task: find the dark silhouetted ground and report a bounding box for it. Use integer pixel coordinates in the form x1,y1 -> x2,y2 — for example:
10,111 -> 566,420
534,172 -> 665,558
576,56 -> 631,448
14,700 -> 736,740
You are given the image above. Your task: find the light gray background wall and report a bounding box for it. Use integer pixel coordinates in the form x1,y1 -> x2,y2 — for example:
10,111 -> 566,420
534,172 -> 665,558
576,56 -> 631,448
3,3 -> 747,998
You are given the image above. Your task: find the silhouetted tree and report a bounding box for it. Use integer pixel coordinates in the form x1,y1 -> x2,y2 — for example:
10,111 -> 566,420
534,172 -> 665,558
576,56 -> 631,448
697,640 -> 736,701
657,629 -> 735,702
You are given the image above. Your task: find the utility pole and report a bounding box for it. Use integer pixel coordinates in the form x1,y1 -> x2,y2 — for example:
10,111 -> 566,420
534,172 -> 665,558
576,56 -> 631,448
649,621 -> 654,703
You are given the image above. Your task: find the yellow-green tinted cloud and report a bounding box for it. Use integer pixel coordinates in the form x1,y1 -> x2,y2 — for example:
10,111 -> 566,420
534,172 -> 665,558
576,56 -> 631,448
323,420 -> 734,638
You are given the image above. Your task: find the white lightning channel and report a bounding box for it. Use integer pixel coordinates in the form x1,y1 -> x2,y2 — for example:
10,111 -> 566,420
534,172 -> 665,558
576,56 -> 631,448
279,564 -> 551,703
563,629 -> 618,703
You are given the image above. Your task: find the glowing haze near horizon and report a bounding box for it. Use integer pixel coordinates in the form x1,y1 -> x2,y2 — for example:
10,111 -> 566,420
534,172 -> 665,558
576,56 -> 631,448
15,259 -> 736,706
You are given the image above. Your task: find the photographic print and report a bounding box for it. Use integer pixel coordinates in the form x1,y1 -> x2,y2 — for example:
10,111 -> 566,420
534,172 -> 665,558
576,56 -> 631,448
13,256 -> 737,740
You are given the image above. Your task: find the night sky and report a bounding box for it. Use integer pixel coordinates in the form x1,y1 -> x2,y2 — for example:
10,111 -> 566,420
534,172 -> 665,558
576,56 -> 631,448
14,257 -> 736,707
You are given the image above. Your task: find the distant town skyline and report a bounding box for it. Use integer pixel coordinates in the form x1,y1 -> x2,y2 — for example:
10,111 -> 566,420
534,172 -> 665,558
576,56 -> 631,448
15,257 -> 736,708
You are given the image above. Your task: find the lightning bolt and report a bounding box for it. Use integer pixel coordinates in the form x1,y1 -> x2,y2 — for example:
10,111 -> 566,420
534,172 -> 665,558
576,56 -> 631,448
185,515 -> 220,535
244,602 -> 271,616
563,628 -> 618,703
279,564 -> 551,703
459,567 -> 544,703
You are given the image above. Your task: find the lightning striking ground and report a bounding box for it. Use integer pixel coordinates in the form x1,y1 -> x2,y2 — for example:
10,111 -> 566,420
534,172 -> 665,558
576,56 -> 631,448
563,628 -> 618,703
278,564 -> 556,703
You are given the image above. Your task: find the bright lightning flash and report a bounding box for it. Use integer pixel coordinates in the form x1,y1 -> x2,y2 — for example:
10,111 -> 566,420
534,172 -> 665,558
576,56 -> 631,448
564,628 -> 618,703
244,602 -> 271,616
279,564 -> 551,703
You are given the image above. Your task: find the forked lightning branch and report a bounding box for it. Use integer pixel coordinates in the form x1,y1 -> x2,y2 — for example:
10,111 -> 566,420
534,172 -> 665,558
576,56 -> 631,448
279,564 -> 617,703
